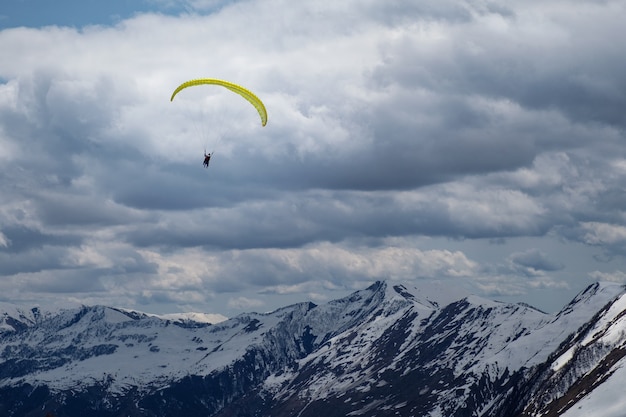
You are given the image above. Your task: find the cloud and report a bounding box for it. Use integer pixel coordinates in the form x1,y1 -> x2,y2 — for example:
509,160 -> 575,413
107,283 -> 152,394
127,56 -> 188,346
227,296 -> 265,310
509,248 -> 564,276
581,222 -> 626,246
1,0 -> 626,315
183,241 -> 483,302
0,231 -> 10,248
589,270 -> 626,284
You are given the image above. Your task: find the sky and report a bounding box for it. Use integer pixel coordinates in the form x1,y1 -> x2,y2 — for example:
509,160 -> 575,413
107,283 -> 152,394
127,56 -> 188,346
1,0 -> 626,318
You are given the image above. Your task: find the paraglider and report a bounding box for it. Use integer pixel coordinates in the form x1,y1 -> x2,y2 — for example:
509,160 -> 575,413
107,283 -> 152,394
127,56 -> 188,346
170,78 -> 268,169
171,78 -> 268,126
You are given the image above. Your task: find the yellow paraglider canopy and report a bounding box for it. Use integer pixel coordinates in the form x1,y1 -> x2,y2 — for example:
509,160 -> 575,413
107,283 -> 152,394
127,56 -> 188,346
170,78 -> 268,126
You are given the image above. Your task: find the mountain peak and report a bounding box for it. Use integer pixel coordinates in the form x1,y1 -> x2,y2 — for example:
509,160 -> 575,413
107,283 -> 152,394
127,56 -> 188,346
382,279 -> 473,309
556,281 -> 626,322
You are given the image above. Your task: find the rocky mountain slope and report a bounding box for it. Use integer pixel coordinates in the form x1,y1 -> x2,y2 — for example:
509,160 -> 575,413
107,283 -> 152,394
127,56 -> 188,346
1,280 -> 625,417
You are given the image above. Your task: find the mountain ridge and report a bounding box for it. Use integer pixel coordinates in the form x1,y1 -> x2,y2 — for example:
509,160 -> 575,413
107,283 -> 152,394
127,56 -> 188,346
0,280 -> 625,417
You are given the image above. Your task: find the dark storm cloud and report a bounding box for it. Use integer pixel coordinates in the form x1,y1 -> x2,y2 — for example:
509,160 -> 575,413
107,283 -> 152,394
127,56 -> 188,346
0,272 -> 104,303
371,5 -> 626,132
241,127 -> 537,192
17,269 -> 108,294
236,11 -> 626,195
510,249 -> 564,273
0,245 -> 72,275
109,165 -> 206,210
180,93 -> 543,194
32,192 -> 150,226
0,225 -> 82,253
118,183 -> 552,252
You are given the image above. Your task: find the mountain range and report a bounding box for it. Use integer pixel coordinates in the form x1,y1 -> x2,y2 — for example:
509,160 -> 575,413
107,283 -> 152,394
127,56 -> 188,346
1,280 -> 625,417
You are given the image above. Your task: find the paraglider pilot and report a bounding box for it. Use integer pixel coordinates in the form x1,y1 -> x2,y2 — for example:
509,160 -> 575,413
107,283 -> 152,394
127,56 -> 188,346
203,152 -> 211,168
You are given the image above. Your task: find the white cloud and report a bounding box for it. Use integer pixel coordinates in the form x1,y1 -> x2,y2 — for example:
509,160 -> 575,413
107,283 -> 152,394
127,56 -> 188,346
0,231 -> 9,248
1,0 -> 626,315
228,296 -> 265,310
581,222 -> 626,246
589,270 -> 626,284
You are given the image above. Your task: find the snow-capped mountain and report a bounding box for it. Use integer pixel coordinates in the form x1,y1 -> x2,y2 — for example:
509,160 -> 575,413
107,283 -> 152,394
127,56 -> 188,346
496,283 -> 626,417
0,280 -> 625,417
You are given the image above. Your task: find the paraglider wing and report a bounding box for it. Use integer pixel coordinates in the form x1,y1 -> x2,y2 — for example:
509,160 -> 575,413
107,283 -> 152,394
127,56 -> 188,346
170,78 -> 268,126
